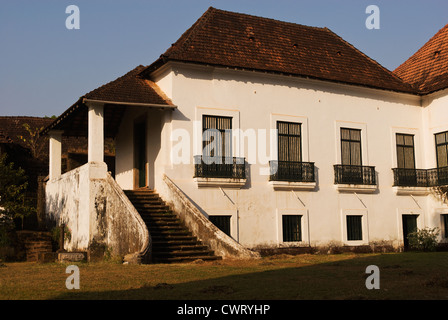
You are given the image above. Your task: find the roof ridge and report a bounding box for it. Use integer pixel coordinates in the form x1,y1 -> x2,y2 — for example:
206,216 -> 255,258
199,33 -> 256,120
393,23 -> 448,93
323,28 -> 416,91
211,6 -> 326,31
162,7 -> 216,59
394,23 -> 448,74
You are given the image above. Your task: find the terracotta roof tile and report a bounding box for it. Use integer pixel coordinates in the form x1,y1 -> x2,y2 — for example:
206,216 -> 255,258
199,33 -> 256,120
85,65 -> 173,105
143,7 -> 416,94
394,23 -> 448,94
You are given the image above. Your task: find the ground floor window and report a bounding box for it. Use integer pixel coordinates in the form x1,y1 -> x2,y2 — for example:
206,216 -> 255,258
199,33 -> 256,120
282,215 -> 302,242
346,215 -> 363,241
443,214 -> 448,238
209,215 -> 231,237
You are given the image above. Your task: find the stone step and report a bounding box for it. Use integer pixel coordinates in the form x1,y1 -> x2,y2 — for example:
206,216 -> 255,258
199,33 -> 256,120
125,188 -> 221,263
152,255 -> 222,264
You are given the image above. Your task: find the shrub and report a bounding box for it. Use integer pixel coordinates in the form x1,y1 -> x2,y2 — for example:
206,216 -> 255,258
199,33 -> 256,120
407,227 -> 440,252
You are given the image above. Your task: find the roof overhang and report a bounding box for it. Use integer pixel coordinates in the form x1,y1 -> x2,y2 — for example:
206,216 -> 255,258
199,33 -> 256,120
41,97 -> 177,138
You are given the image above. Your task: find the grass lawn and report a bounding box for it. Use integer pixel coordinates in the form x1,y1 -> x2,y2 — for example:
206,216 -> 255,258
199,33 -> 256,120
1,252 -> 448,300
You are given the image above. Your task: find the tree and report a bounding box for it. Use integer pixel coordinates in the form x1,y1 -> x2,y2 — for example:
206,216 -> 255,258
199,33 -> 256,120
17,123 -> 48,160
0,153 -> 35,229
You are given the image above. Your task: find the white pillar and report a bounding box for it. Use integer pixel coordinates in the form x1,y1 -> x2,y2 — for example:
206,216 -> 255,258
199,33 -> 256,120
87,103 -> 104,163
49,130 -> 63,180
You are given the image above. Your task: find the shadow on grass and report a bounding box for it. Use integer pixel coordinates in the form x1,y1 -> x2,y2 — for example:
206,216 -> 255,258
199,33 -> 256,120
50,252 -> 448,301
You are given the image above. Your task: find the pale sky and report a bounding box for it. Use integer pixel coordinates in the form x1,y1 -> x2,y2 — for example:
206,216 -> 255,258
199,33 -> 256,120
1,0 -> 447,117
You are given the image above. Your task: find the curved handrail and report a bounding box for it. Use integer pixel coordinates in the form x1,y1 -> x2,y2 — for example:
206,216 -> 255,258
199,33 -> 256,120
163,174 -> 260,259
106,173 -> 151,263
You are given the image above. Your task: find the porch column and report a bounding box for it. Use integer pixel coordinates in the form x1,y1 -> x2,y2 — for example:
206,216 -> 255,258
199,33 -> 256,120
87,103 -> 104,163
49,130 -> 63,180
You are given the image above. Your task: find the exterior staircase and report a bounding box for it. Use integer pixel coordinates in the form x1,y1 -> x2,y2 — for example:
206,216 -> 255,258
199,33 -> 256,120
124,188 -> 222,263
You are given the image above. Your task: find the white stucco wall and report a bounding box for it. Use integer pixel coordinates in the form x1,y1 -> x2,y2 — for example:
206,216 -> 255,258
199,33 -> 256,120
115,62 -> 448,250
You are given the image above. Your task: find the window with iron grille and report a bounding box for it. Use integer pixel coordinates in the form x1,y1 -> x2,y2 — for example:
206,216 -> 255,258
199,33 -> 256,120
443,214 -> 448,239
202,115 -> 232,160
396,133 -> 416,169
209,215 -> 231,237
435,131 -> 448,168
282,215 -> 302,242
346,215 -> 363,241
341,128 -> 362,165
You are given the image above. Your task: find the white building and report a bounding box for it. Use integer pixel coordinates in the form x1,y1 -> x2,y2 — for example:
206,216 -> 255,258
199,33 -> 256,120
43,8 -> 448,262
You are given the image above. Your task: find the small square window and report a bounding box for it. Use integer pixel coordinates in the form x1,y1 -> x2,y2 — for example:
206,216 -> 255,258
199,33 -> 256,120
209,215 -> 231,237
442,214 -> 448,239
282,215 -> 302,242
346,215 -> 363,241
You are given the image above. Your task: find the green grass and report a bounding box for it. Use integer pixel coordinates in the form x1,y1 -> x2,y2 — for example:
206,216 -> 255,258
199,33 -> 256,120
1,252 -> 448,300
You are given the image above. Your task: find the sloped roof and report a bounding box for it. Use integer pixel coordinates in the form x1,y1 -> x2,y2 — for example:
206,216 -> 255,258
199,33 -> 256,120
43,65 -> 175,137
394,23 -> 448,94
0,116 -> 53,146
143,7 -> 416,94
84,65 -> 173,105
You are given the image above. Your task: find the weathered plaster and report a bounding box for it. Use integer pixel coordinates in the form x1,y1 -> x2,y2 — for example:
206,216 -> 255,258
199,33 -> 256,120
45,162 -> 150,262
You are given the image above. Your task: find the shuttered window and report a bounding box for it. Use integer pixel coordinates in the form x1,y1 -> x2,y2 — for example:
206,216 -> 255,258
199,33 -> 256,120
396,133 -> 415,169
341,128 -> 362,166
202,115 -> 232,159
209,215 -> 231,237
346,215 -> 363,241
278,121 -> 302,162
282,215 -> 302,242
435,131 -> 448,168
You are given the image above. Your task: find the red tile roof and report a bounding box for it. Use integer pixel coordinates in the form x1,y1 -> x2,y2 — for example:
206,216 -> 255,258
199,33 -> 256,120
84,65 -> 173,105
43,65 -> 174,137
394,23 -> 448,94
143,7 -> 416,94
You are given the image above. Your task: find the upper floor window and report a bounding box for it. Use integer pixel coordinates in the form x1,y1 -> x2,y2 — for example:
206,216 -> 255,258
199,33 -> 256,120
341,128 -> 362,166
202,115 -> 232,159
435,131 -> 448,168
277,121 -> 302,162
396,133 -> 415,169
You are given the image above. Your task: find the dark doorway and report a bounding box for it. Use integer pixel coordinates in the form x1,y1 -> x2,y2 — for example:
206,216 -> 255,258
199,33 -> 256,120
134,119 -> 147,189
402,215 -> 418,250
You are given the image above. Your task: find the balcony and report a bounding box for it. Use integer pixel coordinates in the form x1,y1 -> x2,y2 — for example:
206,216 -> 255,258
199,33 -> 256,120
334,165 -> 377,192
193,155 -> 246,188
392,167 -> 448,194
269,161 -> 316,190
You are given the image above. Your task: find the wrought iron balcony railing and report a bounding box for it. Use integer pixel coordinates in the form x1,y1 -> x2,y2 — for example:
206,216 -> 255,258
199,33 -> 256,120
393,167 -> 448,187
269,161 -> 315,182
194,155 -> 246,179
334,165 -> 376,185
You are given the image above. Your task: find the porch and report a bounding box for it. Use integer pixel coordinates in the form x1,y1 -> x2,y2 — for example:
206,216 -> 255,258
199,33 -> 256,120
41,66 -> 176,262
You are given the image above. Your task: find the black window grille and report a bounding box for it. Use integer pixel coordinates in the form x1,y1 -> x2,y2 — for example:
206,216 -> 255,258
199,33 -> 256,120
271,121 -> 315,182
393,168 -> 429,187
435,132 -> 448,185
346,215 -> 363,241
282,215 -> 302,242
209,215 -> 231,237
269,161 -> 315,182
443,214 -> 448,239
194,155 -> 246,179
334,165 -> 376,185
